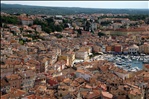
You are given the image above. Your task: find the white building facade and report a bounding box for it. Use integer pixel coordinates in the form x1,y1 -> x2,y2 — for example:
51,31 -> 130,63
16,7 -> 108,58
128,44 -> 139,54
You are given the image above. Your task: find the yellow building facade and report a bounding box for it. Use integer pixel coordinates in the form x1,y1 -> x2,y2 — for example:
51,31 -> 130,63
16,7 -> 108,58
139,43 -> 149,54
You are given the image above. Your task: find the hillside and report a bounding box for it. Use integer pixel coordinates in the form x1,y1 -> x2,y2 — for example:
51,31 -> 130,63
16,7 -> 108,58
1,3 -> 149,15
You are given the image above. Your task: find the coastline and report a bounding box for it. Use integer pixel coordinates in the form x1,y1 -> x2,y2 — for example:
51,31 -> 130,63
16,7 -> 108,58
93,53 -> 149,72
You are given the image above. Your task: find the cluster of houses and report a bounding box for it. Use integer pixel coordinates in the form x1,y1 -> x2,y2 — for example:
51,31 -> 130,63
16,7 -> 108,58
1,12 -> 149,99
102,42 -> 149,55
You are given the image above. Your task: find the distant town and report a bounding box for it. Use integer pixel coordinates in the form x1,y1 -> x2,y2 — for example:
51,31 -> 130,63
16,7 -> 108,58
1,10 -> 149,99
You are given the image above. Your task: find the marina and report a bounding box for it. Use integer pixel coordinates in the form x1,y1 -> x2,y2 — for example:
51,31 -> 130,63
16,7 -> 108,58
99,54 -> 149,72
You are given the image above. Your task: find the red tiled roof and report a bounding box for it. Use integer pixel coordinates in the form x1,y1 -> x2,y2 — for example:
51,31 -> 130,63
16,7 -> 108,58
144,64 -> 149,69
20,17 -> 32,21
1,88 -> 26,99
101,91 -> 113,99
47,78 -> 58,86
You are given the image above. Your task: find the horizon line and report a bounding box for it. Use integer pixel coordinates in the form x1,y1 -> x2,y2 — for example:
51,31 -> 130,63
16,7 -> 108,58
2,3 -> 149,10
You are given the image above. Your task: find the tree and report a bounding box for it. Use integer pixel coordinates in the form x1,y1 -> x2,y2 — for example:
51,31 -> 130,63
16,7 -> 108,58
55,25 -> 63,32
26,14 -> 29,17
145,17 -> 149,24
60,93 -> 63,97
19,40 -> 24,45
46,18 -> 54,25
11,31 -> 16,36
98,32 -> 106,37
35,31 -> 39,34
120,24 -> 127,29
77,29 -> 82,35
20,28 -> 23,33
48,23 -> 55,32
55,34 -> 63,38
34,18 -> 65,32
85,21 -> 91,31
1,16 -> 19,25
28,24 -> 32,27
63,19 -> 69,23
0,61 -> 5,65
100,21 -> 111,26
43,27 -> 52,33
91,29 -> 94,34
64,23 -> 69,28
25,30 -> 32,33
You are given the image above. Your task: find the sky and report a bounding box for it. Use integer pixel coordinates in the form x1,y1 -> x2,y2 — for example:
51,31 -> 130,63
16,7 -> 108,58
1,1 -> 149,9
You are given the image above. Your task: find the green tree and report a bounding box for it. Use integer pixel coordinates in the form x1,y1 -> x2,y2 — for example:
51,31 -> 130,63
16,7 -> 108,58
35,31 -> 39,34
19,40 -> 24,45
64,23 -> 69,28
55,25 -> 63,32
55,34 -> 63,38
1,16 -> 19,25
63,19 -> 69,23
77,29 -> 82,35
98,32 -> 106,37
100,21 -> 111,26
85,21 -> 91,31
46,18 -> 54,25
28,24 -> 32,27
145,17 -> 149,24
43,27 -> 52,33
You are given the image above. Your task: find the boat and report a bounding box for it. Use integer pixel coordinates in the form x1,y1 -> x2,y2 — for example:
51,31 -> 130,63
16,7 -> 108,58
125,65 -> 131,69
132,57 -> 136,60
116,62 -> 123,65
115,59 -> 121,63
126,59 -> 132,63
139,57 -> 143,61
134,67 -> 140,71
129,68 -> 137,72
143,59 -> 149,63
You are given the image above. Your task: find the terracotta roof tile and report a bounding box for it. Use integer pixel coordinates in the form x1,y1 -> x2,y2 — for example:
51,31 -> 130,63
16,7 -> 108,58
101,91 -> 113,99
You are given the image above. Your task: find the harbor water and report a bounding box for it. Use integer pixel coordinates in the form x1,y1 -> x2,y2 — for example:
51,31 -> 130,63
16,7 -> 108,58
102,54 -> 149,72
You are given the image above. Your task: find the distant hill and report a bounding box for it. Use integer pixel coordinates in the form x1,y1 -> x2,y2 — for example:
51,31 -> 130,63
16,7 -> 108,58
1,3 -> 149,15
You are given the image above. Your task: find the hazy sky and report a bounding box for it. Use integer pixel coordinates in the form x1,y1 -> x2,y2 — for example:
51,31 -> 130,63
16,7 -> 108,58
1,1 -> 149,9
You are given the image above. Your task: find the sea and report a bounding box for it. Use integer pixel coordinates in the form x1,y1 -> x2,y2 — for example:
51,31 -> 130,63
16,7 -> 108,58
131,60 -> 143,69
